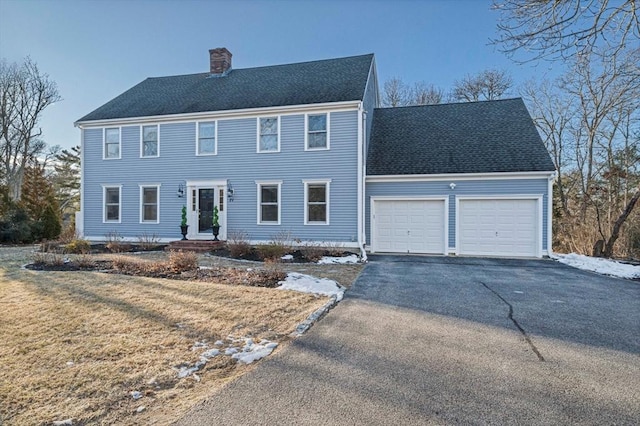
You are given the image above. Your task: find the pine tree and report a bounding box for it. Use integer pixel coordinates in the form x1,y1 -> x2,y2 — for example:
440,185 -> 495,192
53,146 -> 80,219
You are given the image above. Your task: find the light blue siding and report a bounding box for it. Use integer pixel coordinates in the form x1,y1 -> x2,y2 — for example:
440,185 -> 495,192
365,178 -> 550,251
82,110 -> 359,243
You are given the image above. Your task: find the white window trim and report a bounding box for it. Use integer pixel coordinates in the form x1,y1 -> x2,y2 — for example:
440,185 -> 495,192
304,113 -> 330,151
256,116 -> 281,153
140,124 -> 160,158
103,127 -> 121,160
102,184 -> 122,223
303,179 -> 331,225
139,184 -> 161,224
196,120 -> 217,156
255,180 -> 282,225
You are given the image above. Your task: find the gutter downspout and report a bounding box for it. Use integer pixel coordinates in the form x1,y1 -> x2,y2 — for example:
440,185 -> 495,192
357,104 -> 368,262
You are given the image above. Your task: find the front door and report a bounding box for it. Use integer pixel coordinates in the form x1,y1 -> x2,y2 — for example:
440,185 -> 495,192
188,184 -> 227,240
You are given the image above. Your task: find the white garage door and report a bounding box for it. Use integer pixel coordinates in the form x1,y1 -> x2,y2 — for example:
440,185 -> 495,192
458,198 -> 538,257
373,199 -> 446,254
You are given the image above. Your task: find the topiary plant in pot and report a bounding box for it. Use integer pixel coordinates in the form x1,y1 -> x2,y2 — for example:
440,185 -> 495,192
212,205 -> 220,241
180,205 -> 188,240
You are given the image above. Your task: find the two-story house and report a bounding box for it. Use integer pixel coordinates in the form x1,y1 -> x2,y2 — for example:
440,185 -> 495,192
75,48 -> 555,258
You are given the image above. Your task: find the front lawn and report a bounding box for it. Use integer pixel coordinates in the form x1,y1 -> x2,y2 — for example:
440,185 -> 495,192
0,247 -> 362,425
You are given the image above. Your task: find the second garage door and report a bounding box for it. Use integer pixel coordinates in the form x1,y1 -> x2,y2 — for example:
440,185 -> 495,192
458,198 -> 539,257
373,199 -> 446,254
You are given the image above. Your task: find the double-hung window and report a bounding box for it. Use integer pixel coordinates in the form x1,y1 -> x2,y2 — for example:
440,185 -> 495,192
103,185 -> 121,223
197,121 -> 216,155
306,113 -> 328,150
258,117 -> 279,152
104,128 -> 121,159
304,180 -> 330,224
140,185 -> 159,223
141,125 -> 159,157
256,181 -> 281,224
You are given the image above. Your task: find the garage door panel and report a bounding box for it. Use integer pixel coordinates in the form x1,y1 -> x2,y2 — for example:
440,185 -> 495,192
374,200 -> 446,254
459,199 -> 537,257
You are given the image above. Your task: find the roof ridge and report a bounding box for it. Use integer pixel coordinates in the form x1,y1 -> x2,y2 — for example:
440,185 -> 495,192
374,97 -> 523,111
145,53 -> 375,80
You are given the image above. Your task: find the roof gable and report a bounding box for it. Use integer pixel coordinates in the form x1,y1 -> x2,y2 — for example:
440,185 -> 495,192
78,54 -> 374,122
367,98 -> 555,175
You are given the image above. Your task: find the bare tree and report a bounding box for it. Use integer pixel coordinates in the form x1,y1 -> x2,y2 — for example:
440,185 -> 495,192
0,57 -> 60,201
452,69 -> 513,102
411,82 -> 444,105
382,77 -> 410,107
493,0 -> 640,62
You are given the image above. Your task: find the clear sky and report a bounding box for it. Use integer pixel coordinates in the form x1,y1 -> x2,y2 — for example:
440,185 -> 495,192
0,0 -> 560,150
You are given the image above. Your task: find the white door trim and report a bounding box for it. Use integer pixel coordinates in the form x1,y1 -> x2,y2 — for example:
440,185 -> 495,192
185,180 -> 228,240
455,195 -> 542,258
370,196 -> 449,254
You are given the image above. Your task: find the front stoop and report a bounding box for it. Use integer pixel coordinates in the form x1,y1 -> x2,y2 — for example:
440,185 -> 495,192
167,240 -> 225,253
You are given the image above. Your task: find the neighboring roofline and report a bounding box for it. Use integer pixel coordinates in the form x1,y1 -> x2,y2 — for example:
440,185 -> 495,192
75,100 -> 361,128
366,171 -> 557,182
372,97 -> 526,112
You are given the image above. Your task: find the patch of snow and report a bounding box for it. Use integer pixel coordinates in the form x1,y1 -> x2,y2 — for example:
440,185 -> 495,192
66,361 -> 74,367
214,340 -> 224,346
281,254 -> 294,260
130,391 -> 143,400
192,341 -> 208,350
177,365 -> 199,378
551,253 -> 640,279
201,348 -> 219,359
136,406 -> 146,413
231,339 -> 278,364
53,420 -> 73,426
278,272 -> 344,298
225,347 -> 238,355
513,291 -> 524,294
317,254 -> 359,264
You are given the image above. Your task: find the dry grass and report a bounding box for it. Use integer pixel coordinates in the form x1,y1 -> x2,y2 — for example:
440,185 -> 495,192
0,246 -> 331,425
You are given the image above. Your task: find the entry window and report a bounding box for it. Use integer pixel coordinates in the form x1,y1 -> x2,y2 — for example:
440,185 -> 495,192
104,128 -> 120,159
304,180 -> 330,224
258,117 -> 279,152
141,125 -> 159,157
103,186 -> 121,222
306,114 -> 328,150
140,185 -> 159,223
257,181 -> 281,224
197,121 -> 216,155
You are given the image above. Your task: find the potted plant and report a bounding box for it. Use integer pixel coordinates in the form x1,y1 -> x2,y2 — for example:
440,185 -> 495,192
212,205 -> 220,241
180,205 -> 188,240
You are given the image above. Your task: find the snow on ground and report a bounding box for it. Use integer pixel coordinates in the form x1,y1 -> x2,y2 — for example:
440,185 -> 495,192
231,338 -> 278,364
551,253 -> 640,279
278,272 -> 345,300
317,254 -> 360,264
281,254 -> 294,260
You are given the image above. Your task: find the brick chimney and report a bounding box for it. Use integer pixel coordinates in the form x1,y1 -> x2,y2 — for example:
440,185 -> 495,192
209,48 -> 232,75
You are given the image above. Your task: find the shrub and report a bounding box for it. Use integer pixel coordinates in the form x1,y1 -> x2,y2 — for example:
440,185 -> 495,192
65,239 -> 91,254
105,231 -> 130,253
324,241 -> 346,257
167,250 -> 198,273
299,241 -> 325,262
257,243 -> 288,261
136,232 -> 160,251
32,251 -> 64,266
227,230 -> 252,258
0,205 -> 36,243
58,225 -> 77,244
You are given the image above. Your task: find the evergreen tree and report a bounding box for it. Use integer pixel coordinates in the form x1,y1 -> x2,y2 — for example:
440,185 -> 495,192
53,146 -> 80,219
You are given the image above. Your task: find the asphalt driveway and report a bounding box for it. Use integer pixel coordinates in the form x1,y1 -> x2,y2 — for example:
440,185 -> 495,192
177,256 -> 640,425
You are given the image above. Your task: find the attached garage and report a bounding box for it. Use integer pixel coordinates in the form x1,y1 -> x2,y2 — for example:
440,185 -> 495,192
371,198 -> 447,254
365,99 -> 556,259
457,197 -> 540,258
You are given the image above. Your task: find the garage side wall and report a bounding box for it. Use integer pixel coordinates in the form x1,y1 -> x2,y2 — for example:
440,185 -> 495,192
365,178 -> 549,254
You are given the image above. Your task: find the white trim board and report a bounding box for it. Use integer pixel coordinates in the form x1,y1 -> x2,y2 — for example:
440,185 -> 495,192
75,101 -> 360,128
366,171 -> 556,182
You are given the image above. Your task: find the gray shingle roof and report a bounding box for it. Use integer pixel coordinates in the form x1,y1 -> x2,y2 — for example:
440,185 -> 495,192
367,98 -> 555,175
77,54 -> 374,122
